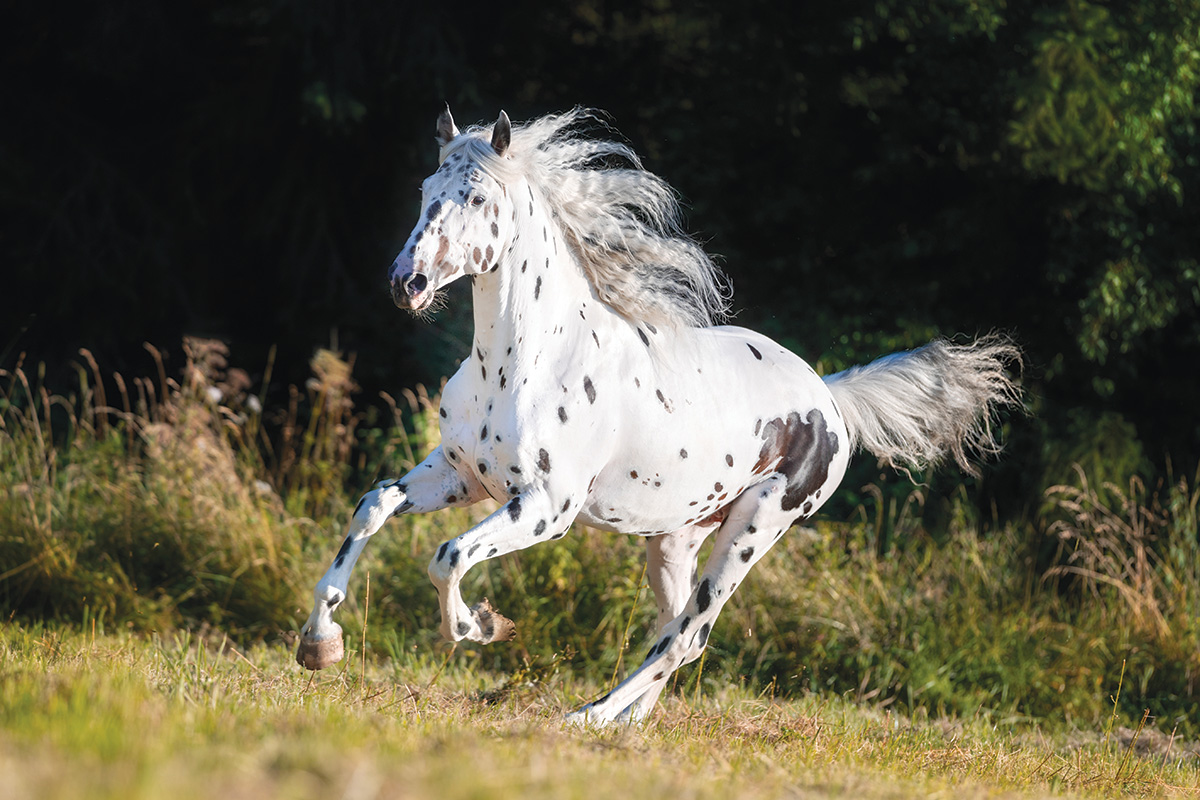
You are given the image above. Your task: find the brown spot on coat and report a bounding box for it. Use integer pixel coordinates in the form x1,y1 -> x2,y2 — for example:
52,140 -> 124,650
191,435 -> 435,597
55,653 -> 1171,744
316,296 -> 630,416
755,409 -> 840,512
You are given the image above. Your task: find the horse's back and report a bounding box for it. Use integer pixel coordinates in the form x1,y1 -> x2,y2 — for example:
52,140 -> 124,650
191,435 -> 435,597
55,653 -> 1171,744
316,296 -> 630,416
663,324 -> 841,430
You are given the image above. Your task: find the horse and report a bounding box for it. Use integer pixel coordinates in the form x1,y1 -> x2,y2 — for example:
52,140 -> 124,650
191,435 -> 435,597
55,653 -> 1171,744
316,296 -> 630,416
295,106 -> 1022,726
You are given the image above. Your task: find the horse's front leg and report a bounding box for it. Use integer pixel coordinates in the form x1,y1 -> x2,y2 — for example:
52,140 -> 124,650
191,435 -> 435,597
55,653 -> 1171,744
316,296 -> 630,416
296,446 -> 482,670
428,486 -> 579,645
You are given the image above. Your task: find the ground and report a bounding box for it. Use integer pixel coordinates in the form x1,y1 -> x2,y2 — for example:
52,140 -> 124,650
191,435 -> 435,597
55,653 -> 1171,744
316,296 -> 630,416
1,627 -> 1197,799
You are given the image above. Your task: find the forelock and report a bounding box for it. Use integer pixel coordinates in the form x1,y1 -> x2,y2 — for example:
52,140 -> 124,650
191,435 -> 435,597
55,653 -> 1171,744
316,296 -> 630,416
439,132 -> 520,185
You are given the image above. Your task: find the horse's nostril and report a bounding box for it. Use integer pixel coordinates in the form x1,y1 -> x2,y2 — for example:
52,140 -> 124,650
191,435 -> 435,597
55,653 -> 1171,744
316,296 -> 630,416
405,273 -> 428,297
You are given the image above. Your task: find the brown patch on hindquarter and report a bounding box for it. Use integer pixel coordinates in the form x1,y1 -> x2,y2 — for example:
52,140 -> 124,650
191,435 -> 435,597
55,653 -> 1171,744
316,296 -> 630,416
755,409 -> 840,512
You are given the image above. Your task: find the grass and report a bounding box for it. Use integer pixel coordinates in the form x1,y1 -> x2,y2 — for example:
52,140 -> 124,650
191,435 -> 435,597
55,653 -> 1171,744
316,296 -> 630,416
4,340 -> 1200,793
2,625 -> 1198,800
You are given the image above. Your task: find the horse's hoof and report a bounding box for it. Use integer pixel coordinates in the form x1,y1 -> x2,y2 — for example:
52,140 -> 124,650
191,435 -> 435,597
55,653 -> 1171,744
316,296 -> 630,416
472,598 -> 516,644
296,630 -> 344,670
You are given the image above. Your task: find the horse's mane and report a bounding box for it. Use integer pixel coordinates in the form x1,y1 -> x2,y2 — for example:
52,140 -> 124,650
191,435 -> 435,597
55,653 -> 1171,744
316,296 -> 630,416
444,109 -> 731,328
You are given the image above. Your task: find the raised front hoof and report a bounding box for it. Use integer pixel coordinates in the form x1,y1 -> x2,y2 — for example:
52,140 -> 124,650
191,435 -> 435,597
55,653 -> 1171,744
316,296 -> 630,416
295,630 -> 344,670
472,598 -> 517,644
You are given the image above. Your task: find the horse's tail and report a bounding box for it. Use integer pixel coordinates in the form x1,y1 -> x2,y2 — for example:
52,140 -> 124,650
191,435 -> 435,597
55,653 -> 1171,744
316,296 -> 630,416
822,333 -> 1023,476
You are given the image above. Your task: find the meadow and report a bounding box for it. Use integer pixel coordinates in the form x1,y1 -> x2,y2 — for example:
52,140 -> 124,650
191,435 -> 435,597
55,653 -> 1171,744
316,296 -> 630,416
4,625 -> 1199,800
2,341 -> 1200,797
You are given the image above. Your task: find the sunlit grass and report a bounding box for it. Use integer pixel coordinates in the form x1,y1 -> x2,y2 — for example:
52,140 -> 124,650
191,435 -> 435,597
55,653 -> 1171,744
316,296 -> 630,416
1,627 -> 1197,800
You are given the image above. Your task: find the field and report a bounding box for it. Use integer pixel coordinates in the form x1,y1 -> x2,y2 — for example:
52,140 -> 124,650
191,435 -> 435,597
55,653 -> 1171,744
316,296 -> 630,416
3,626 -> 1199,800
3,344 -> 1200,798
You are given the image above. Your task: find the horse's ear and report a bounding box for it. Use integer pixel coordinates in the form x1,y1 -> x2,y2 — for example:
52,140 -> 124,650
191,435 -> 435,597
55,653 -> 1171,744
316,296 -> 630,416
491,110 -> 511,156
436,104 -> 459,147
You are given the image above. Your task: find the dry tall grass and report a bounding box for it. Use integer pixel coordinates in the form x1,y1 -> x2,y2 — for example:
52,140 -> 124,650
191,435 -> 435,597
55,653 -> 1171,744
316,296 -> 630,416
0,340 -> 361,637
1045,464 -> 1200,666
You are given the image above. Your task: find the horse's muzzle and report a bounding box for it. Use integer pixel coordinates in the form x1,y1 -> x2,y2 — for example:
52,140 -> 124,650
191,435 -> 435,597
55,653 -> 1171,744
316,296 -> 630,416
391,271 -> 430,310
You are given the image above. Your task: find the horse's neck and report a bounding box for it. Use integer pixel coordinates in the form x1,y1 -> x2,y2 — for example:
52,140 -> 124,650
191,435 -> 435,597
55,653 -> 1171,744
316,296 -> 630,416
470,183 -> 596,360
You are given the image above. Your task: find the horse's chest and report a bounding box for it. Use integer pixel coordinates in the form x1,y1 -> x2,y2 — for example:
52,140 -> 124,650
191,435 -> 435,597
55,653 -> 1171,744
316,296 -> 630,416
438,369 -> 551,501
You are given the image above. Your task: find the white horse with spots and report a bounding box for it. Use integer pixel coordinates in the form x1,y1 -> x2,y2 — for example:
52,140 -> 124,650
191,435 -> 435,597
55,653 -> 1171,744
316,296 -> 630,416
296,107 -> 1021,725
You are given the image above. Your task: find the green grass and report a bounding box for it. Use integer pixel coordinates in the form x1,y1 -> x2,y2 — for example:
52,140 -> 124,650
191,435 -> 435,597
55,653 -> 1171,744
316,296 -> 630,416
2,626 -> 1197,800
4,340 -> 1200,793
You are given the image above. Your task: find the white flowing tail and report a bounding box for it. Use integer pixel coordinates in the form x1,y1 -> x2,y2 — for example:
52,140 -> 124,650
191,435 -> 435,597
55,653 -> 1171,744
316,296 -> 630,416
823,334 -> 1023,475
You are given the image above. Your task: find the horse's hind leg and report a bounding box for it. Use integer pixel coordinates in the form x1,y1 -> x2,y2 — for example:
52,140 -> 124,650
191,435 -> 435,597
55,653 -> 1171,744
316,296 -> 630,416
613,524 -> 716,723
568,474 -> 800,727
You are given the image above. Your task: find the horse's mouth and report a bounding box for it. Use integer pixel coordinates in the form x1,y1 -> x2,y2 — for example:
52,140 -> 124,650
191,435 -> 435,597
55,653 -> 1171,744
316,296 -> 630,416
392,287 -> 442,317
391,283 -> 435,311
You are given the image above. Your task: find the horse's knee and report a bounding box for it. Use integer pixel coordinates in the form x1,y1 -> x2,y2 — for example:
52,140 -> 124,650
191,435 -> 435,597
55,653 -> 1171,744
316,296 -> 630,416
314,582 -> 345,608
427,539 -> 461,584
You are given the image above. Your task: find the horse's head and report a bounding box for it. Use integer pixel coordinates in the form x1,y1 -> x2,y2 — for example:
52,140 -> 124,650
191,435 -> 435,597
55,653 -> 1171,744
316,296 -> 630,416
389,107 -> 516,312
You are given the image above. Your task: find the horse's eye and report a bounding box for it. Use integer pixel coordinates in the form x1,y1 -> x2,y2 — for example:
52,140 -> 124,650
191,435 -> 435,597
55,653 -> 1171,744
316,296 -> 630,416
470,195 -> 486,207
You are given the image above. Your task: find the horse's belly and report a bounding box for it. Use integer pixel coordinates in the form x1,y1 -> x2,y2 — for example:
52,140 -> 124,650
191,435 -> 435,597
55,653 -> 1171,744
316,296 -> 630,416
576,446 -> 778,536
